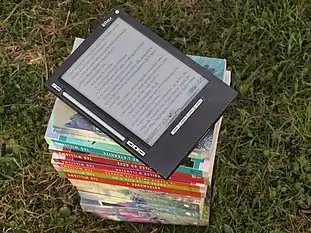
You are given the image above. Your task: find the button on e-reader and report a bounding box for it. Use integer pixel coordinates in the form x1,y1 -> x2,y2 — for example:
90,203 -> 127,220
194,98 -> 203,109
170,99 -> 204,135
171,123 -> 182,135
185,107 -> 196,118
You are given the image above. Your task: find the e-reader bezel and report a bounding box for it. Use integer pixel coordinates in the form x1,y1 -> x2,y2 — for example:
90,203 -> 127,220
45,7 -> 237,179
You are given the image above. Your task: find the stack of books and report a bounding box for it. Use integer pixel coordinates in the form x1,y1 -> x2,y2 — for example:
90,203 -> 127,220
44,38 -> 231,225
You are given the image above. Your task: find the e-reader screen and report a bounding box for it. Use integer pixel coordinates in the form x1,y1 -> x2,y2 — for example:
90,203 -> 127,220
60,17 -> 208,146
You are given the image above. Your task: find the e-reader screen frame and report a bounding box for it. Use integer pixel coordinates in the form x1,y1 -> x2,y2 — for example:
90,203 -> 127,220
45,7 -> 237,179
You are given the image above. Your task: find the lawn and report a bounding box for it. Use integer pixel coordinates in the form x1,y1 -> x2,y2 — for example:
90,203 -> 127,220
1,0 -> 311,232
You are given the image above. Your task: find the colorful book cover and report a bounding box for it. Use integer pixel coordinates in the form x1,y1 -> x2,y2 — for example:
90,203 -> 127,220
56,169 -> 206,198
81,206 -> 207,225
78,190 -> 200,212
80,203 -> 201,222
52,159 -> 206,191
80,201 -> 209,226
80,198 -> 208,225
67,172 -> 204,198
71,181 -> 203,208
48,141 -> 211,178
79,194 -> 200,219
68,178 -> 203,204
80,201 -> 199,219
52,160 -> 206,197
76,183 -> 211,224
52,151 -> 208,184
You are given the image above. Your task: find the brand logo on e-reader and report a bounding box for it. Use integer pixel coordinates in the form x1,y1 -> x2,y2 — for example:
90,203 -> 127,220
51,83 -> 62,92
126,141 -> 145,157
102,17 -> 113,27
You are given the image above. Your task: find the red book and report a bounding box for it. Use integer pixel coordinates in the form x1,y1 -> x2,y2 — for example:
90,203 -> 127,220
54,161 -> 206,193
64,172 -> 204,198
53,150 -> 207,184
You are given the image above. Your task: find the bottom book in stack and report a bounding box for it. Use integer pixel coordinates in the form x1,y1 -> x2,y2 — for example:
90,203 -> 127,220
45,37 -> 232,225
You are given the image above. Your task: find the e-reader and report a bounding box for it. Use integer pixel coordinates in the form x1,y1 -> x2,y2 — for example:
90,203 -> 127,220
45,7 -> 237,179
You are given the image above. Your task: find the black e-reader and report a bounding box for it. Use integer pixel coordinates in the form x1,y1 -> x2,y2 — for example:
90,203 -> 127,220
45,7 -> 237,179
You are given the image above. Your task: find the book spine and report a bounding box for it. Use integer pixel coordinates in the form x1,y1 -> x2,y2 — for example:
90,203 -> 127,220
55,162 -> 205,191
54,127 -> 206,160
60,137 -> 207,165
78,191 -> 200,212
81,205 -> 205,225
59,166 -> 206,193
64,172 -> 204,198
50,141 -> 207,177
54,126 -> 110,143
54,157 -> 205,184
53,151 -> 207,184
70,178 -> 202,204
80,202 -> 200,219
51,140 -> 141,163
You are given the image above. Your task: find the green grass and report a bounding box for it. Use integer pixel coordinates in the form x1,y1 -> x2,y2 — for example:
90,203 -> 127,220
1,0 -> 311,232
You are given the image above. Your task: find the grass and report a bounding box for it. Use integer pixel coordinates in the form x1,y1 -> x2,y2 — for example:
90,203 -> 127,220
0,0 -> 311,232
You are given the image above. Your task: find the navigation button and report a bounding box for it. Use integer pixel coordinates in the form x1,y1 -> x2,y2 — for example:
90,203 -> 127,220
170,99 -> 204,136
194,98 -> 203,109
